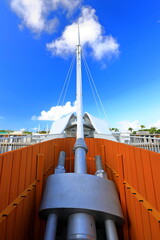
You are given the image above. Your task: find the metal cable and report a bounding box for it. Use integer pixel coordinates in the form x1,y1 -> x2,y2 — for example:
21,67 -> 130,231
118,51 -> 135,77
62,54 -> 76,105
82,52 -> 110,125
56,53 -> 76,107
82,51 -> 102,119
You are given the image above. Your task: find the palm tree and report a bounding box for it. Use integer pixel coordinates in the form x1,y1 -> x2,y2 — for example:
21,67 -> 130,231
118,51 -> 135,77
128,127 -> 133,132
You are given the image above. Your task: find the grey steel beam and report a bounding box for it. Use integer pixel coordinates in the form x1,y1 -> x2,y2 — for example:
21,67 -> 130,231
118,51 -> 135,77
95,155 -> 119,240
67,213 -> 96,240
44,214 -> 58,240
105,220 -> 119,240
43,151 -> 66,240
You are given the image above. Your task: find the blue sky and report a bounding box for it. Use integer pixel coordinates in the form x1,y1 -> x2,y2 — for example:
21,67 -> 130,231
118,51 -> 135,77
0,0 -> 160,132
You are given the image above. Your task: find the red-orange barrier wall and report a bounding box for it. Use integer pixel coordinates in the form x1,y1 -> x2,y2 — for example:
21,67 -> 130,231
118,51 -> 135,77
0,138 -> 160,240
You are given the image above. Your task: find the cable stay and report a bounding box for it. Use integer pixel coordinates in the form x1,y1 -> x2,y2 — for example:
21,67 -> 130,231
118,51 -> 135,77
82,52 -> 102,119
82,51 -> 111,127
56,53 -> 76,107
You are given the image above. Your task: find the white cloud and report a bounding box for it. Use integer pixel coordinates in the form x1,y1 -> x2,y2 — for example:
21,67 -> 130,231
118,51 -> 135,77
46,6 -> 119,60
20,128 -> 26,132
32,101 -> 76,121
51,0 -> 81,15
116,120 -> 140,132
148,120 -> 160,129
10,0 -> 81,33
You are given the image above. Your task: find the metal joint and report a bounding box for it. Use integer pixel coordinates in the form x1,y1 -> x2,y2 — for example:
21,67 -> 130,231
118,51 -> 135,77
73,138 -> 88,153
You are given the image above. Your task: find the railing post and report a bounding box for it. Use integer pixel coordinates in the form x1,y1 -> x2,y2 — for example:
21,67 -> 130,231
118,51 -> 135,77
8,137 -> 13,152
117,154 -> 129,240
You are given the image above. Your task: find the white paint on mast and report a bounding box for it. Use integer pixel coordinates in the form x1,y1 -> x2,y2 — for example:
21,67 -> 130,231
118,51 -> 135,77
76,24 -> 84,139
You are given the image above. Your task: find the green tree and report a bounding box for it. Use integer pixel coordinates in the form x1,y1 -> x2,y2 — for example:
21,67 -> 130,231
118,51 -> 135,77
140,125 -> 145,129
24,131 -> 32,135
128,127 -> 133,132
110,128 -> 119,132
149,127 -> 157,134
114,128 -> 119,132
39,130 -> 47,134
155,129 -> 160,134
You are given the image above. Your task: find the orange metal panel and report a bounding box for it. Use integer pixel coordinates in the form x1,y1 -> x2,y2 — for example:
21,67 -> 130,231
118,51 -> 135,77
1,137 -> 160,240
140,149 -> 157,209
25,147 -> 33,188
13,200 -> 24,240
133,198 -> 145,240
149,214 -> 160,240
117,155 -> 129,240
128,146 -> 139,190
8,150 -> 21,204
5,207 -> 17,240
0,152 -> 13,211
128,191 -> 140,240
0,217 -> 7,240
123,144 -> 132,185
30,144 -> 40,183
0,154 -> 3,183
149,151 -> 160,212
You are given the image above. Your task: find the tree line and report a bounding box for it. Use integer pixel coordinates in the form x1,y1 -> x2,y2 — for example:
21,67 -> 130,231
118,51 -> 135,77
110,125 -> 160,134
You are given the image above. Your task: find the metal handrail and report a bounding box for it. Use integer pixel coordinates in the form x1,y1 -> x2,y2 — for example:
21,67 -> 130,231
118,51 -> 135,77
119,135 -> 160,153
0,134 -> 55,153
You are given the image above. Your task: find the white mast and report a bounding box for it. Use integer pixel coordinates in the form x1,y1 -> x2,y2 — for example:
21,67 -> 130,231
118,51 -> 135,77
76,24 -> 84,139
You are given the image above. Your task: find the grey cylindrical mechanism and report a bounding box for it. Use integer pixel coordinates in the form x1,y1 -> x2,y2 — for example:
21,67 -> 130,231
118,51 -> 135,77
95,155 -> 120,240
95,155 -> 107,179
54,151 -> 66,174
44,214 -> 58,240
67,213 -> 96,240
57,151 -> 66,167
74,148 -> 87,174
42,151 -> 66,239
74,138 -> 88,174
105,220 -> 119,240
95,155 -> 103,171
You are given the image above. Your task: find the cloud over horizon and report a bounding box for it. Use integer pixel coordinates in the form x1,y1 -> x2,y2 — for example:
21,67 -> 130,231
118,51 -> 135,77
116,119 -> 160,132
47,7 -> 119,60
148,120 -> 160,129
32,101 -> 76,121
116,120 -> 140,131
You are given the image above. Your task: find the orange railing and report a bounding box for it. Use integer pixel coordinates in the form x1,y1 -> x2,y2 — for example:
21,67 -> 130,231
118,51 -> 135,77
0,138 -> 160,240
